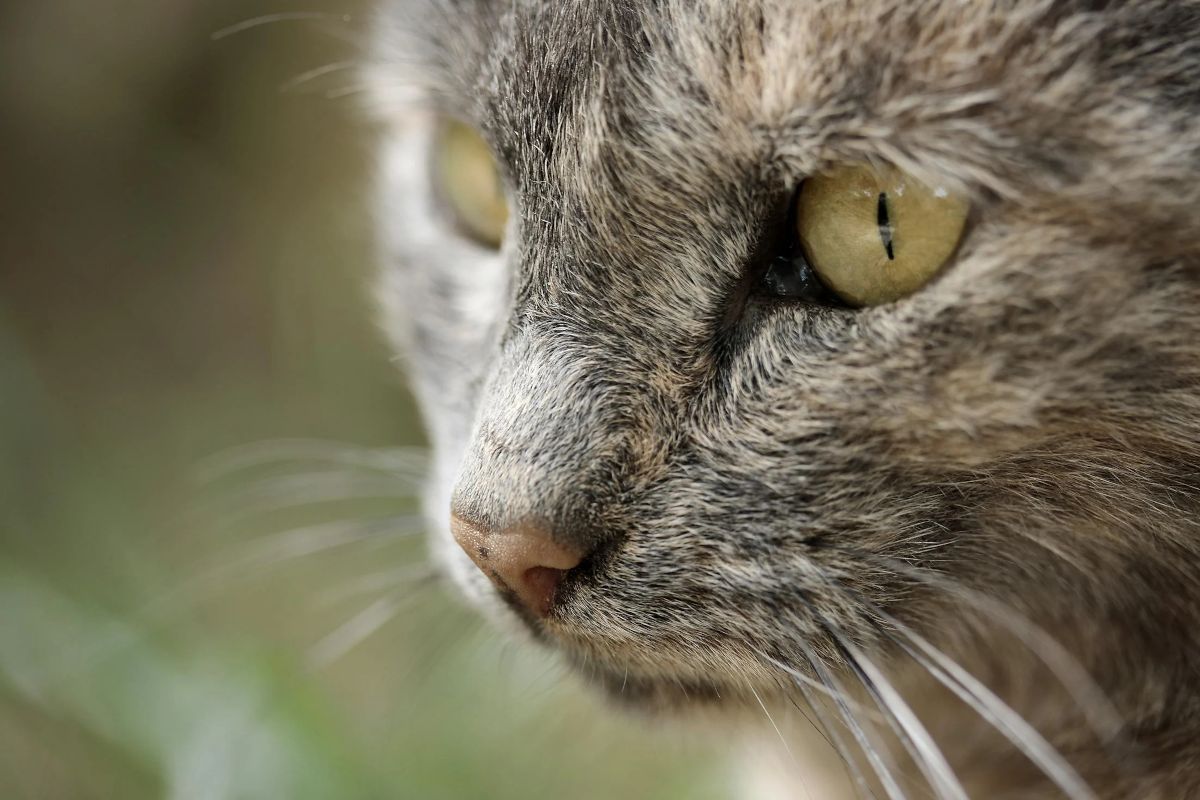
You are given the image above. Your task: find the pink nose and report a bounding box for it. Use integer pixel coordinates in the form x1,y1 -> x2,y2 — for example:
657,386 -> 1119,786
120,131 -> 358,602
450,512 -> 585,618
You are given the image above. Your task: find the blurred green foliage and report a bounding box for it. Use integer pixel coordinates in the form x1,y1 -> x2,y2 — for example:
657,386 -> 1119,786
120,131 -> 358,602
0,3 -> 724,798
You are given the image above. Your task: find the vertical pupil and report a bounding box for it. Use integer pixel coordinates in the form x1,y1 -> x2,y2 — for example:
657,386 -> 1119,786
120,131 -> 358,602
877,192 -> 895,261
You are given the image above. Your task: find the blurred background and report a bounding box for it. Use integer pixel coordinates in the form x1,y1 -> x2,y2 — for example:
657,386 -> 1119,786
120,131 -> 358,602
0,3 -> 723,797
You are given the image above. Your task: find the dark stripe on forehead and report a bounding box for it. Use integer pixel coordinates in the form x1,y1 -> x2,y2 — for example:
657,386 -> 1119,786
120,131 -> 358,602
480,1 -> 656,179
385,0 -> 654,158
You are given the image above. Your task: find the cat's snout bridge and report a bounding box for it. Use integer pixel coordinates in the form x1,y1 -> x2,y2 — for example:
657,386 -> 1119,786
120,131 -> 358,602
449,511 -> 585,618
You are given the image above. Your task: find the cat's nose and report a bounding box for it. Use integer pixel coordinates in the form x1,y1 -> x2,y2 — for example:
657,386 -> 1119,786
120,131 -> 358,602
449,511 -> 586,618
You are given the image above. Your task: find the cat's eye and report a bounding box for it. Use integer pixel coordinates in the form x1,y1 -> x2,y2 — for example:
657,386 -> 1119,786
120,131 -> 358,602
794,165 -> 969,307
434,120 -> 509,249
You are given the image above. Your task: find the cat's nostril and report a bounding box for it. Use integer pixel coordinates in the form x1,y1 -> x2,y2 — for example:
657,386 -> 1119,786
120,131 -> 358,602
449,511 -> 585,618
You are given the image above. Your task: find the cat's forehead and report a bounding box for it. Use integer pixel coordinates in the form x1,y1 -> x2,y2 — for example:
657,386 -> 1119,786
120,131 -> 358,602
376,0 -> 1195,330
383,0 -> 1113,196
382,0 -> 1196,189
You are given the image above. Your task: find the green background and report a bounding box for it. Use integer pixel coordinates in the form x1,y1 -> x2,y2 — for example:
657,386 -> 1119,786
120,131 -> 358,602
0,3 -> 725,797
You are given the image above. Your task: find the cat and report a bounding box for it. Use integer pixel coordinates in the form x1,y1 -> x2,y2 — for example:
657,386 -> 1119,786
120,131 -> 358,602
365,1 -> 1200,797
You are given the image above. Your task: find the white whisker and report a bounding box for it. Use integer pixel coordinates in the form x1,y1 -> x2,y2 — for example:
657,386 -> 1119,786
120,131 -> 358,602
130,515 -> 423,630
842,548 -> 1124,742
786,640 -> 907,800
193,439 -> 426,483
767,653 -> 879,800
204,473 -> 420,521
238,515 -> 422,565
281,61 -> 360,93
325,84 -> 373,100
749,683 -> 813,800
212,12 -> 353,41
763,654 -> 883,720
840,637 -> 968,800
874,607 -> 1098,800
308,594 -> 408,668
317,563 -> 437,605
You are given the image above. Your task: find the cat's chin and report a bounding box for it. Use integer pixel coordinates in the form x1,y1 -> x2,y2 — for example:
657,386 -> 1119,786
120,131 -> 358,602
538,615 -> 773,713
574,658 -> 731,713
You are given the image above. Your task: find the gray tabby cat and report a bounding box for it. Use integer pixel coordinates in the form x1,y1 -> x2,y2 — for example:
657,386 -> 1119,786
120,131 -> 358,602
366,1 -> 1200,796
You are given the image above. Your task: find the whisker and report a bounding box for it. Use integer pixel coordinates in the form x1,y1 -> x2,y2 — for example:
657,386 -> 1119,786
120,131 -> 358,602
138,515 -> 423,625
748,684 -> 811,800
325,84 -> 374,100
12,520 -> 430,686
794,565 -> 965,799
281,60 -> 360,93
763,654 -> 884,720
836,633 -> 969,800
307,593 -> 410,669
212,12 -> 353,41
833,545 -> 1124,742
872,607 -> 1098,800
202,473 -> 420,523
767,652 -> 879,800
317,563 -> 438,606
785,639 -> 908,800
808,556 -> 1101,800
193,439 -> 426,484
235,515 -> 422,565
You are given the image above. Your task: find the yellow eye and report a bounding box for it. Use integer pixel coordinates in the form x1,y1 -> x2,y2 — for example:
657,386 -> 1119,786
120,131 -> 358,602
434,120 -> 509,249
796,164 -> 969,307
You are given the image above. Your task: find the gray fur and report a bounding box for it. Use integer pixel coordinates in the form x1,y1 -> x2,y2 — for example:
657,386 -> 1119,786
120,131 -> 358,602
366,1 -> 1200,796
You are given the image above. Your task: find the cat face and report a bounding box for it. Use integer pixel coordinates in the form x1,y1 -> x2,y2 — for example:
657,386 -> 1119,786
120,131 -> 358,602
369,0 -> 1200,709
